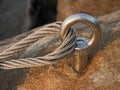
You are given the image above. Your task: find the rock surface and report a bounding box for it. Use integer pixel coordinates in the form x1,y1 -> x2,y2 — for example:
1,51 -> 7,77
57,0 -> 120,20
0,11 -> 120,90
0,1 -> 120,90
18,26 -> 120,89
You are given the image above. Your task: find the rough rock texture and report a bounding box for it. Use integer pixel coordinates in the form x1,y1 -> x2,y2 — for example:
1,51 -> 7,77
0,10 -> 120,90
57,0 -> 120,20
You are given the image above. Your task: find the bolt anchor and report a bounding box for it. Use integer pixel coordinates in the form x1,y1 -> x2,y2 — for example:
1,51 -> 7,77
61,13 -> 101,74
73,38 -> 89,74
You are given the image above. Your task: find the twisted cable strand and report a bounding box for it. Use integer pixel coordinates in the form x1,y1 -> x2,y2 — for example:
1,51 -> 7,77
0,22 -> 76,69
0,21 -> 62,61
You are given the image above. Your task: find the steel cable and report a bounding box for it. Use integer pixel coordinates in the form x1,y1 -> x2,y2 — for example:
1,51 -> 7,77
0,21 -> 76,69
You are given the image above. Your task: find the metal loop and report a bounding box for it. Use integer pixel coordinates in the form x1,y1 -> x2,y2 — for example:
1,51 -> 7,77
61,13 -> 101,53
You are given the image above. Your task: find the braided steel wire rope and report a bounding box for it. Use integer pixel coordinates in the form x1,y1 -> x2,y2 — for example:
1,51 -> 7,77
0,21 -> 62,61
0,22 -> 76,69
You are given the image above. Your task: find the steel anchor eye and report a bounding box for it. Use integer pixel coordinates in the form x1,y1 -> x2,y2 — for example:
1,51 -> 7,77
61,13 -> 101,50
61,13 -> 102,74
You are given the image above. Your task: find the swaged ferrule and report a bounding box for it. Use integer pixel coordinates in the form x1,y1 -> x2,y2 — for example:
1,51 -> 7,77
61,13 -> 101,74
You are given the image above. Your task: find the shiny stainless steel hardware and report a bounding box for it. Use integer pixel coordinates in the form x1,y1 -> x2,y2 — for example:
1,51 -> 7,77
61,13 -> 101,74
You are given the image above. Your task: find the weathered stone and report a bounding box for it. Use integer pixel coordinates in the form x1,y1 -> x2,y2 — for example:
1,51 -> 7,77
18,36 -> 120,90
0,10 -> 120,90
57,0 -> 120,20
18,11 -> 120,90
